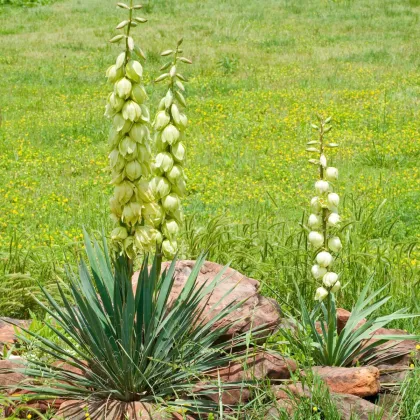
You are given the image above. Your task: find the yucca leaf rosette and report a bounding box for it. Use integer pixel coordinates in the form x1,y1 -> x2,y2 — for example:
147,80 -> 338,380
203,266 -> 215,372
150,39 -> 191,259
105,2 -> 158,258
306,116 -> 342,301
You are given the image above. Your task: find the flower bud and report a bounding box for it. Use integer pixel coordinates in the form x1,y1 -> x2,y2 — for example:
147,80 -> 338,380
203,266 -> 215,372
155,152 -> 174,172
122,100 -> 142,122
125,160 -> 142,181
108,128 -> 122,148
162,193 -> 180,213
104,103 -> 114,119
315,180 -> 329,194
113,113 -> 132,133
171,178 -> 187,197
131,84 -> 148,104
320,154 -> 327,168
126,60 -> 143,83
154,111 -> 170,131
171,103 -> 181,125
111,226 -> 128,241
137,145 -> 151,162
162,219 -> 179,240
109,92 -> 125,112
310,196 -> 322,213
119,136 -> 137,159
171,142 -> 186,162
328,236 -> 342,253
122,201 -> 142,225
315,287 -> 329,302
150,176 -> 171,198
135,179 -> 154,203
331,281 -> 341,293
323,272 -> 339,288
109,149 -> 126,172
308,214 -> 322,229
161,124 -> 180,145
143,202 -> 164,227
316,251 -> 333,268
325,167 -> 338,181
130,123 -> 150,143
114,181 -> 134,204
327,193 -> 339,209
327,213 -> 341,227
162,239 -> 178,258
115,77 -> 132,99
135,225 -> 157,250
106,65 -> 123,83
139,104 -> 150,123
311,264 -> 327,280
308,231 -> 324,248
110,196 -> 123,218
178,113 -> 188,130
167,164 -> 183,183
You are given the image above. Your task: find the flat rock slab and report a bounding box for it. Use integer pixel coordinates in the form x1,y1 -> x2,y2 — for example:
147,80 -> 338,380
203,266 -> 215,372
132,260 -> 281,339
312,366 -> 380,397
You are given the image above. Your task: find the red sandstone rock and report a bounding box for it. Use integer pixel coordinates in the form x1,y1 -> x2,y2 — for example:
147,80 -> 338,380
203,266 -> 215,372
203,351 -> 297,405
0,317 -> 30,345
132,260 -> 281,339
312,366 -> 380,397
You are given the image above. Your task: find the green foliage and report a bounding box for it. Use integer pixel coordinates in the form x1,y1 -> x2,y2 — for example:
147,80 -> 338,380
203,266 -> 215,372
0,0 -> 56,6
279,278 -> 419,367
3,233 -> 248,414
398,363 -> 420,419
0,235 -> 59,319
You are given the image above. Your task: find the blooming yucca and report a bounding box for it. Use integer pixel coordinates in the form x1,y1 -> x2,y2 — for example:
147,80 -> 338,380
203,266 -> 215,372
306,116 -> 342,301
105,2 -> 158,258
150,39 -> 191,258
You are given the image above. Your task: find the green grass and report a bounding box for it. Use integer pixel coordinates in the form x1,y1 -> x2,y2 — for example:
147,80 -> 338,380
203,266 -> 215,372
0,0 -> 419,417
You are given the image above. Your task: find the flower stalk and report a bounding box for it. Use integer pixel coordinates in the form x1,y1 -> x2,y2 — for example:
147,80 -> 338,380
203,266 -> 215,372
150,39 -> 191,259
306,116 -> 341,301
105,2 -> 158,263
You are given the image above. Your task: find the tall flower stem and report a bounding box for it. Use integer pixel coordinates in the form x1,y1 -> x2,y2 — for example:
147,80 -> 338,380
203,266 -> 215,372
318,122 -> 328,250
307,116 -> 342,302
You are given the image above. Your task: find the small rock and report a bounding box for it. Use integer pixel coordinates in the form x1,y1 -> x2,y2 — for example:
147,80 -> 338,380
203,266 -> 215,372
312,366 -> 380,397
132,260 -> 281,340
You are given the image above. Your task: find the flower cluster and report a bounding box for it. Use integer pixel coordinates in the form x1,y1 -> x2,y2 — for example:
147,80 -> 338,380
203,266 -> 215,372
306,116 -> 342,301
150,39 -> 191,258
105,2 -> 158,258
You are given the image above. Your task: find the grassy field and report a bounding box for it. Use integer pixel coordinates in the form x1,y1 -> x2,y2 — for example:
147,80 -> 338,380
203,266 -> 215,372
0,0 -> 420,417
1,0 -> 419,314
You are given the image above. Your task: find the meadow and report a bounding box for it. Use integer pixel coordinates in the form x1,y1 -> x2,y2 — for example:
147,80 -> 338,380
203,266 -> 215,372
0,0 -> 419,418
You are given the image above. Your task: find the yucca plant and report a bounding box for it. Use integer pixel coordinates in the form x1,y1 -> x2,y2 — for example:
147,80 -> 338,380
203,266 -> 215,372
281,277 -> 419,367
1,233 -> 248,414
